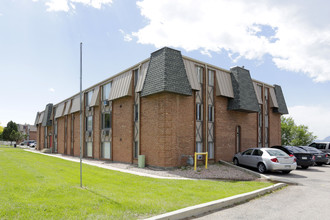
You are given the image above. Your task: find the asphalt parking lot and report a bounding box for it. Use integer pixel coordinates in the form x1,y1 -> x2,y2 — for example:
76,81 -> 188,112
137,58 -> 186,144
194,165 -> 330,220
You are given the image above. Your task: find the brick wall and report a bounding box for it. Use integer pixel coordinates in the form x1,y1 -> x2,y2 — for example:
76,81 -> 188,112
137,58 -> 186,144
112,96 -> 134,163
93,106 -> 101,159
66,115 -> 72,155
269,111 -> 281,146
29,131 -> 37,141
73,112 -> 81,157
57,117 -> 65,154
141,92 -> 194,167
214,96 -> 258,162
39,125 -> 45,150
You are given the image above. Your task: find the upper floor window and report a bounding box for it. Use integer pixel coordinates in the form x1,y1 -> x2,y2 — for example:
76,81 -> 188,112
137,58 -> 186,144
208,70 -> 214,86
102,112 -> 111,129
196,66 -> 203,84
196,103 -> 202,121
86,116 -> 93,131
208,105 -> 213,122
86,90 -> 93,106
134,104 -> 139,122
102,82 -> 111,101
134,69 -> 139,87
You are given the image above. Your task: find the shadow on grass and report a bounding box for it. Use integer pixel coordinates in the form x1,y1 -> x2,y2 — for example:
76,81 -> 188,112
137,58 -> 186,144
84,187 -> 121,206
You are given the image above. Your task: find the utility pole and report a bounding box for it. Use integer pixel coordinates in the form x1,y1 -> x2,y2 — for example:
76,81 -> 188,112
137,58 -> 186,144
79,42 -> 83,188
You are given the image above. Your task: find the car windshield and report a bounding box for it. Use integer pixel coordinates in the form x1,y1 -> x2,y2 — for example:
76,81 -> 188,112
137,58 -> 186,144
265,149 -> 288,157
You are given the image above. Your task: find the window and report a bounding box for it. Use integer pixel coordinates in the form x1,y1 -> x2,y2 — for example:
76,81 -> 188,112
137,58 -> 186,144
102,82 -> 111,101
208,142 -> 214,159
236,126 -> 241,153
134,104 -> 138,122
316,144 -> 326,150
264,88 -> 269,147
208,105 -> 213,122
258,104 -> 263,148
208,70 -> 214,86
86,142 -> 93,157
134,141 -> 138,159
252,149 -> 263,156
197,66 -> 203,84
54,121 -> 58,136
101,142 -> 111,159
86,90 -> 93,106
102,113 -> 111,129
242,149 -> 253,155
196,142 -> 203,159
86,116 -> 93,131
196,103 -> 202,121
134,69 -> 139,87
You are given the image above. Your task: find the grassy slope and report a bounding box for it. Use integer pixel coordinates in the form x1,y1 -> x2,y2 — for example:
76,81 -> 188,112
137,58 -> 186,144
0,148 -> 272,219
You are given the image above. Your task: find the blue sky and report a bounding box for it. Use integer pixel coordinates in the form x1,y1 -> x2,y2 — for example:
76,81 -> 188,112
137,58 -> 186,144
1,0 -> 330,140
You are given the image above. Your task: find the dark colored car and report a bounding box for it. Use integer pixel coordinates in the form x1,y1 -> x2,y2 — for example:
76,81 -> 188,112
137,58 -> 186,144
299,146 -> 328,166
272,146 -> 315,169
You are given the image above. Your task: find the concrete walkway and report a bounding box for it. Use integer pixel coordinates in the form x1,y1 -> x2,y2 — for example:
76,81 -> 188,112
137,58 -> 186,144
24,148 -> 191,180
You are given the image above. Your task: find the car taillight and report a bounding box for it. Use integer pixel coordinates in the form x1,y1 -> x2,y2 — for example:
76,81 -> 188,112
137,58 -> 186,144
289,154 -> 294,157
271,158 -> 279,163
326,154 -> 328,158
294,158 -> 296,162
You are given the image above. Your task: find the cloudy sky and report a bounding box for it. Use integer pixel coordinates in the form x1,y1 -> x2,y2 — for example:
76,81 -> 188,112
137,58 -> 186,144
1,0 -> 330,140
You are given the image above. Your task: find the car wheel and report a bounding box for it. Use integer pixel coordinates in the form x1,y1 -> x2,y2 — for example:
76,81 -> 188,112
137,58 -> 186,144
257,163 -> 266,173
301,166 -> 309,169
282,170 -> 291,174
233,158 -> 239,166
316,162 -> 323,166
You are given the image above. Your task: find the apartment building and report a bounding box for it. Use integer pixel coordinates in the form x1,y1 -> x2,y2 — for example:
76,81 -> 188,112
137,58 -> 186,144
34,47 -> 288,168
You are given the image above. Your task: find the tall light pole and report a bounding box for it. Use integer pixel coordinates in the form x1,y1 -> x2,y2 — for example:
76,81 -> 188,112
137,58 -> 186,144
79,42 -> 83,188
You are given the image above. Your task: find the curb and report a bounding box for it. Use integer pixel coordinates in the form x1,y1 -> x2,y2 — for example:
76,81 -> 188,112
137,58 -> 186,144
218,160 -> 270,180
145,183 -> 286,220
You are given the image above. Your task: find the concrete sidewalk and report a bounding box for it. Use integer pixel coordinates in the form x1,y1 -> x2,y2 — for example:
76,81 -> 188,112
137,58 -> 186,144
24,148 -> 191,180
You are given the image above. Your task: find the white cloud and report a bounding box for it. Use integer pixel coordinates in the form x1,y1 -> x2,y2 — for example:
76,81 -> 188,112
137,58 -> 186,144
46,0 -> 70,12
49,88 -> 55,92
43,0 -> 112,12
133,0 -> 330,82
119,29 -> 133,42
287,105 -> 330,140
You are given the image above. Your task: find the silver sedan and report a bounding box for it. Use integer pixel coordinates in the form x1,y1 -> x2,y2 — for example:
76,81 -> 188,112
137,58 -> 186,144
233,148 -> 297,174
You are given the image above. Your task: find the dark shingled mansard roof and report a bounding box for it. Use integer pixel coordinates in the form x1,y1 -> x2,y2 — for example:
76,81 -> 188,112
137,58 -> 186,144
273,84 -> 289,114
141,47 -> 192,97
227,66 -> 260,113
42,103 -> 53,127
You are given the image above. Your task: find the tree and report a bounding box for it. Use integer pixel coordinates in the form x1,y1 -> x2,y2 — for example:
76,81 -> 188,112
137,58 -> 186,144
2,121 -> 18,141
281,116 -> 316,146
0,122 -> 3,140
9,130 -> 24,143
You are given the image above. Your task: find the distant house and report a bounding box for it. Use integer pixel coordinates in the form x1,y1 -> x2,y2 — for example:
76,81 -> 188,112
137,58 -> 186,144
17,124 -> 37,142
34,47 -> 288,168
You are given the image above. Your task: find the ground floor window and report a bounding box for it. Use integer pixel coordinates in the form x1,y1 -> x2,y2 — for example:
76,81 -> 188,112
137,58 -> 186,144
134,141 -> 138,159
208,142 -> 214,159
101,142 -> 111,159
236,126 -> 241,153
86,142 -> 93,157
196,142 -> 203,159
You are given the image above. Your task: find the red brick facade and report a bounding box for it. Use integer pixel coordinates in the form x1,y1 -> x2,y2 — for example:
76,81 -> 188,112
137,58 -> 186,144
35,49 -> 285,168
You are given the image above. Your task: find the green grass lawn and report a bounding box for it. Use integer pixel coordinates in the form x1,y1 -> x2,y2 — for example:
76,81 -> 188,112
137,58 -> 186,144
0,147 -> 272,219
